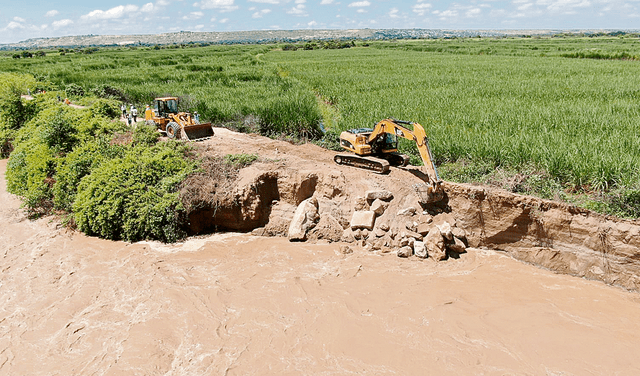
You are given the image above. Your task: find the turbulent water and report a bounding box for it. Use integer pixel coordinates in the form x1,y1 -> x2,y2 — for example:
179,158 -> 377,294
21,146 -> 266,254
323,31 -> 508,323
2,161 -> 640,375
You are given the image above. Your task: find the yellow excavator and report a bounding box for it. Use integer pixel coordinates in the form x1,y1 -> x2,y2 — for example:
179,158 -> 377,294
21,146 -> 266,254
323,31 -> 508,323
335,118 -> 443,203
145,97 -> 214,141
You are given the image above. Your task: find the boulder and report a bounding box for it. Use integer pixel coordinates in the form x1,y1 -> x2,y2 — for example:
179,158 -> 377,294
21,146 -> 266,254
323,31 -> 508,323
379,223 -> 390,231
417,223 -> 431,237
425,227 -> 446,261
288,197 -> 319,241
437,222 -> 454,241
399,229 -> 423,241
397,207 -> 417,216
405,221 -> 418,232
397,246 -> 413,258
448,236 -> 467,254
413,240 -> 427,258
451,227 -> 467,243
374,227 -> 387,238
341,228 -> 356,243
365,190 -> 394,202
361,229 -> 370,239
350,210 -> 376,230
370,199 -> 389,216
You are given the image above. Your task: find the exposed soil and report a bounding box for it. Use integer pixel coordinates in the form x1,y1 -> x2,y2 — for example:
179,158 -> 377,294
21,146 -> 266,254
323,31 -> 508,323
2,127 -> 640,374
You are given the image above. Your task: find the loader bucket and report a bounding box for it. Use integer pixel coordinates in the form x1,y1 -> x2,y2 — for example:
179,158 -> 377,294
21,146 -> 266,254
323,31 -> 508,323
181,123 -> 214,141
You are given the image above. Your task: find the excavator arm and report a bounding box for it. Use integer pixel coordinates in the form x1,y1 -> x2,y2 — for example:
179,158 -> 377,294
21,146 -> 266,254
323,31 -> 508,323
367,119 -> 441,186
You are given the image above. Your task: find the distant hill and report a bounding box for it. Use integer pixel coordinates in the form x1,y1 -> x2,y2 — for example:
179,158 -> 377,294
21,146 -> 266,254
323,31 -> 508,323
1,28 -> 634,50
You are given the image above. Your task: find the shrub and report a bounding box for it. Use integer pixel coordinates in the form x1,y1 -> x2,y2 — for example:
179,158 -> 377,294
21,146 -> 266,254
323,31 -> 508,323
73,143 -> 197,242
65,83 -> 85,97
53,138 -> 125,211
89,98 -> 120,119
5,140 -> 56,215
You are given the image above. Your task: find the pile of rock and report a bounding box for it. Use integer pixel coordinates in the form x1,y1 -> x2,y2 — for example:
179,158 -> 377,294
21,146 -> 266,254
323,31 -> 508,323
287,189 -> 467,261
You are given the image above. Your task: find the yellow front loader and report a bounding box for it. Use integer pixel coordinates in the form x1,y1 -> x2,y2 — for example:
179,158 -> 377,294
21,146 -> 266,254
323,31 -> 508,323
145,97 -> 214,141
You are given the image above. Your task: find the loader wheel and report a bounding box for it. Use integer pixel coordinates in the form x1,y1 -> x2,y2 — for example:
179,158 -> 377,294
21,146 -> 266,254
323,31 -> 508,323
166,122 -> 180,139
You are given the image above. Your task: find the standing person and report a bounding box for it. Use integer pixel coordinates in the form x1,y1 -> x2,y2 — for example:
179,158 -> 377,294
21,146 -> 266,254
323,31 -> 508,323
193,111 -> 200,124
145,104 -> 153,121
132,107 -> 138,123
121,103 -> 126,117
130,104 -> 134,114
127,112 -> 133,126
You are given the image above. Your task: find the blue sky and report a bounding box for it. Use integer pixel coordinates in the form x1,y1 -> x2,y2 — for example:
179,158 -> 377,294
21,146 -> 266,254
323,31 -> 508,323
1,0 -> 638,44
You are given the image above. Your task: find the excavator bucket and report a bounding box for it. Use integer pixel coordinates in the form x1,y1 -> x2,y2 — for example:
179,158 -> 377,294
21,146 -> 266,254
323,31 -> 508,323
413,181 -> 444,205
181,122 -> 215,141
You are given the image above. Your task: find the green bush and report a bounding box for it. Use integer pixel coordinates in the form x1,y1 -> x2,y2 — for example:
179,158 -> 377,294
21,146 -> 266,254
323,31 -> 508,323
6,140 -> 56,213
73,142 -> 197,242
89,98 -> 120,119
132,123 -> 160,146
53,138 -> 125,211
65,83 -> 85,97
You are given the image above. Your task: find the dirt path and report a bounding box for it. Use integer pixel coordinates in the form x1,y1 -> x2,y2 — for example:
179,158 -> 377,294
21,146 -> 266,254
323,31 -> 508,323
3,152 -> 640,374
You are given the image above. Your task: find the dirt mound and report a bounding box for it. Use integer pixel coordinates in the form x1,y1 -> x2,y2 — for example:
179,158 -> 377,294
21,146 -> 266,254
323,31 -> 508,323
187,128 -> 640,291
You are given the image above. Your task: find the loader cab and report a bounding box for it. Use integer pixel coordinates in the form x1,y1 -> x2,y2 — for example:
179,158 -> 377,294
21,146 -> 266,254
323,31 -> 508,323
154,97 -> 179,118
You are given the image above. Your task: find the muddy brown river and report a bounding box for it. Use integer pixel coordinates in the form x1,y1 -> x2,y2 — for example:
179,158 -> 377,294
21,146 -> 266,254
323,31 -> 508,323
2,159 -> 640,375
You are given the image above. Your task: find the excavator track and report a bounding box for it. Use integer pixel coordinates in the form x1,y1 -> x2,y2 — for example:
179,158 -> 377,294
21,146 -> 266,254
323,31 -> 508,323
334,154 -> 390,174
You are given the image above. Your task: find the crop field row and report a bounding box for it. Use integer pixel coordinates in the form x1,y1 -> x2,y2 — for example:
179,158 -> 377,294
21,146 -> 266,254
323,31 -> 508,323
2,36 -> 640,217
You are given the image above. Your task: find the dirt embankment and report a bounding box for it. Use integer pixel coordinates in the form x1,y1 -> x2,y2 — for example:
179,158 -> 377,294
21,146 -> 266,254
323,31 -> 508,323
187,128 -> 640,291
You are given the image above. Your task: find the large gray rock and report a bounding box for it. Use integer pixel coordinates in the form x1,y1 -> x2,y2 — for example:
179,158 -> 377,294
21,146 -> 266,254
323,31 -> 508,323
397,207 -> 417,216
350,210 -> 376,230
341,228 -> 356,243
288,197 -> 319,241
413,240 -> 427,258
448,236 -> 467,254
425,227 -> 446,261
365,190 -> 394,202
397,246 -> 413,258
417,223 -> 431,237
451,227 -> 467,243
437,222 -> 454,241
370,199 -> 388,216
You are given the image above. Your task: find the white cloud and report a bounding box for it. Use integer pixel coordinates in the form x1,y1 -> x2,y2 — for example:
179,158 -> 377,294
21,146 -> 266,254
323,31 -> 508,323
81,5 -> 139,22
308,20 -> 317,26
6,21 -> 24,30
320,0 -> 334,4
219,18 -> 229,23
194,0 -> 239,11
141,3 -> 155,12
357,8 -> 367,13
295,0 -> 306,3
248,0 -> 281,3
348,1 -> 371,7
466,7 -> 481,17
537,0 -> 591,13
389,7 -> 400,18
183,11 -> 204,20
412,2 -> 432,15
252,9 -> 272,18
13,16 -> 26,23
194,24 -> 205,29
45,10 -> 59,17
52,19 -> 73,29
287,4 -> 307,15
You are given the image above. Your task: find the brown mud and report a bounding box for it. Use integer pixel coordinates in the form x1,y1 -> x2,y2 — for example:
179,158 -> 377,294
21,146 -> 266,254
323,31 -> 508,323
2,128 -> 640,374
